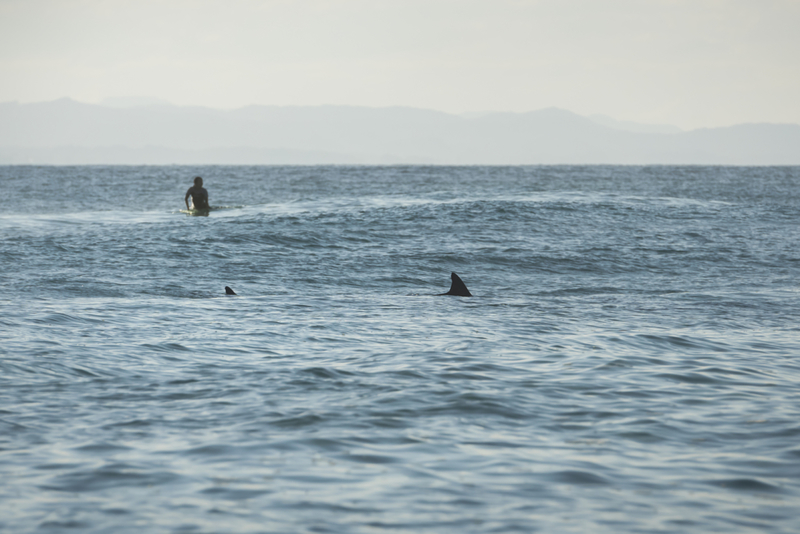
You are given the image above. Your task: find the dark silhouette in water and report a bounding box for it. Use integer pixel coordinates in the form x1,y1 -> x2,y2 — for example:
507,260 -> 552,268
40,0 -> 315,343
185,176 -> 209,210
225,286 -> 236,295
439,272 -> 472,297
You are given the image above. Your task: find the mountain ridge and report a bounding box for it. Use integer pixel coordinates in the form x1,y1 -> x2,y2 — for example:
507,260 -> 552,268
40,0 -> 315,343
1,99 -> 798,164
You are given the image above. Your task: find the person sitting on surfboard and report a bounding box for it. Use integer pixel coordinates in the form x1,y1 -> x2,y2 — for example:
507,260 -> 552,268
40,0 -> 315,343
185,176 -> 210,210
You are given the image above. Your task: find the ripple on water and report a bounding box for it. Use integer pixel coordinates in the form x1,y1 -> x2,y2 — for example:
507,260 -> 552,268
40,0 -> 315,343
706,478 -> 786,493
40,463 -> 181,493
547,469 -> 611,486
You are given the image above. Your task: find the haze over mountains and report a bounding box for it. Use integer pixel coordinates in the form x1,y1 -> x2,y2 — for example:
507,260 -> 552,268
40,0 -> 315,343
1,99 -> 798,165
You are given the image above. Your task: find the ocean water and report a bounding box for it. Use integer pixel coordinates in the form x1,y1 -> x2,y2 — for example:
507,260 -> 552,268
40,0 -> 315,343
1,165 -> 799,533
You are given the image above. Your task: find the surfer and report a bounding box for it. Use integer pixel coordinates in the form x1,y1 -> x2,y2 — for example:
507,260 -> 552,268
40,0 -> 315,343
185,176 -> 209,210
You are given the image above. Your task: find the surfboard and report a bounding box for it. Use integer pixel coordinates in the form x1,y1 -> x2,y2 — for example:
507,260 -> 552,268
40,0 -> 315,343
178,205 -> 239,216
180,207 -> 212,216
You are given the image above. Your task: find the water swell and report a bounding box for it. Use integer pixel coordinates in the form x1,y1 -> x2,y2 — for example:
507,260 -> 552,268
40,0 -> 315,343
2,165 -> 800,533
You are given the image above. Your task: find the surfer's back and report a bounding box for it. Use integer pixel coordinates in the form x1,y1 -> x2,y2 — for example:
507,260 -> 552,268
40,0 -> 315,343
187,185 -> 209,209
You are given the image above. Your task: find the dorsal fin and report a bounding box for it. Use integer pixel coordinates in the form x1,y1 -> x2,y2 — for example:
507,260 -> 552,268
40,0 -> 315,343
225,286 -> 236,295
440,272 -> 472,297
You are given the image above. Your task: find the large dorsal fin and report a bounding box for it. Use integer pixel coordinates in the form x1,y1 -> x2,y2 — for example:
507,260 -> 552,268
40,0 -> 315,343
439,272 -> 472,297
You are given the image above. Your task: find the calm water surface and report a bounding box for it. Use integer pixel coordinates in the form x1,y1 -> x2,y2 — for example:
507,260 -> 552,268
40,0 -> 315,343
1,165 -> 799,533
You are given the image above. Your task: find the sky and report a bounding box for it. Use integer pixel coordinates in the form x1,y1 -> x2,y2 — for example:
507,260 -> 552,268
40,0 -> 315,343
0,0 -> 798,130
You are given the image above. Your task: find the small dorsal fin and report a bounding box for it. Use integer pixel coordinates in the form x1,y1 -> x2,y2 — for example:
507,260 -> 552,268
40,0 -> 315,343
225,286 -> 237,295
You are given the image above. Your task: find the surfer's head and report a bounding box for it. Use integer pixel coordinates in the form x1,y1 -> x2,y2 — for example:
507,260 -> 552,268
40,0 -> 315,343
194,176 -> 203,186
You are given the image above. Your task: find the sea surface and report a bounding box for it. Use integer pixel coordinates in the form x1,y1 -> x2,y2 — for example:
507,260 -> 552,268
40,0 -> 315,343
1,165 -> 799,533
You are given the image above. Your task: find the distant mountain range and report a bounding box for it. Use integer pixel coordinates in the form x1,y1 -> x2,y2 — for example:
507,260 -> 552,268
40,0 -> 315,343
1,98 -> 798,165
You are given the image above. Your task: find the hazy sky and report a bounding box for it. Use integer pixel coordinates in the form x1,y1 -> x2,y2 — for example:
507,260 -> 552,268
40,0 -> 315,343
1,0 -> 798,129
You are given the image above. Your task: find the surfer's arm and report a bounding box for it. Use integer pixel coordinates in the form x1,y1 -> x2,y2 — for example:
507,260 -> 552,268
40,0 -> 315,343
185,188 -> 192,209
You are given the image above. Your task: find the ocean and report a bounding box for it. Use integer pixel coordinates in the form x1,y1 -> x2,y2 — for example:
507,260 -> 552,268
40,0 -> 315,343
1,165 -> 799,533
